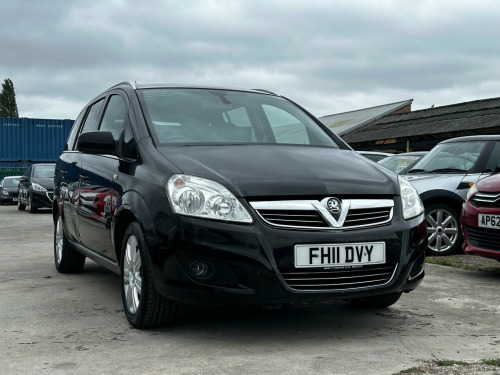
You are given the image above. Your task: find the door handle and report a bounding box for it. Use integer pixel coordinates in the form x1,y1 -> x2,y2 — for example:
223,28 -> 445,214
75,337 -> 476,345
60,170 -> 67,176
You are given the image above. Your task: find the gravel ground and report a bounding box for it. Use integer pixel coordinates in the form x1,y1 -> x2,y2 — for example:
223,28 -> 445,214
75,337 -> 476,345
398,254 -> 500,375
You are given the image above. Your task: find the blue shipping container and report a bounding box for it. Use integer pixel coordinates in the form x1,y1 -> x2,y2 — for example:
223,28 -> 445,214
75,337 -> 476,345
0,117 -> 74,162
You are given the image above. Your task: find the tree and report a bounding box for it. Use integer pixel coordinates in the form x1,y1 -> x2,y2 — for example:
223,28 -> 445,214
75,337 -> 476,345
0,78 -> 19,118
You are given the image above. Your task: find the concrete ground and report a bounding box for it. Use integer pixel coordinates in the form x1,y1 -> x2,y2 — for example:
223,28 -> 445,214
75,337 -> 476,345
1,204 -> 499,375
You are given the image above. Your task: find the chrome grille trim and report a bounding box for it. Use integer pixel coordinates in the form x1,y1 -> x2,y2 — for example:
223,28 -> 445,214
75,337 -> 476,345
279,264 -> 398,291
472,191 -> 500,206
250,199 -> 394,230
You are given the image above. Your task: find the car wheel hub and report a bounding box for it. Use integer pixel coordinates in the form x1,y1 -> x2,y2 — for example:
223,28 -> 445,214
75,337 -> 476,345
123,235 -> 141,314
426,209 -> 458,253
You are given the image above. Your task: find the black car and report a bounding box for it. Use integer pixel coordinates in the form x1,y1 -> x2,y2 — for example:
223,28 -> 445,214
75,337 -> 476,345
54,82 -> 427,328
0,176 -> 21,205
18,163 -> 56,213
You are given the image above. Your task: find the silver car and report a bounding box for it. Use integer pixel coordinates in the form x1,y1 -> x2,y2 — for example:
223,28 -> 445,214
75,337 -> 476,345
402,135 -> 500,255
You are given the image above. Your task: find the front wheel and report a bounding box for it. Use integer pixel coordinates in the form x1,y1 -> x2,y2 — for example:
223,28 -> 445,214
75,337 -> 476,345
54,215 -> 85,273
27,193 -> 37,213
17,193 -> 25,211
425,203 -> 462,256
351,292 -> 402,308
121,222 -> 175,328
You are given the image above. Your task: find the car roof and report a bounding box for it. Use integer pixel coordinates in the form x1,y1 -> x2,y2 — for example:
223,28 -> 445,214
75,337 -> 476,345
359,151 -> 392,155
3,175 -> 21,179
440,135 -> 500,144
110,82 -> 278,96
387,151 -> 427,157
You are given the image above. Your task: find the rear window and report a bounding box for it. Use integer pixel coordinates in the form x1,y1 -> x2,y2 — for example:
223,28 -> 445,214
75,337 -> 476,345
137,89 -> 338,148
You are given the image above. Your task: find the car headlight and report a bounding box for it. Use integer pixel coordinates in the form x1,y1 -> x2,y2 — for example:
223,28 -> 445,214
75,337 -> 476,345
466,184 -> 477,201
398,176 -> 424,220
167,174 -> 253,223
1,190 -> 8,196
32,183 -> 47,192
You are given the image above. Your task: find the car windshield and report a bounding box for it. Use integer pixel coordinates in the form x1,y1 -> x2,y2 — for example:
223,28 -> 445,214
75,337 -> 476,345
378,155 -> 422,173
137,89 -> 339,147
33,165 -> 55,178
3,178 -> 19,187
408,141 -> 486,173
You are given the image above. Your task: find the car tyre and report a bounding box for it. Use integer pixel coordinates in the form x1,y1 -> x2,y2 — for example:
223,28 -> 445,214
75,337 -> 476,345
351,292 -> 402,308
54,214 -> 85,273
17,193 -> 25,211
121,222 -> 176,329
425,203 -> 462,256
27,193 -> 37,213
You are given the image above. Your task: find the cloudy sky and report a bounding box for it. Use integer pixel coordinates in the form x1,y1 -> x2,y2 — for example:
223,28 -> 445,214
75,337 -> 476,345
2,0 -> 500,120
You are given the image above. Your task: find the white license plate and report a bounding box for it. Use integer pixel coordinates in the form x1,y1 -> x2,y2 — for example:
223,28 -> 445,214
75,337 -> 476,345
294,242 -> 385,268
13,198 -> 17,202
478,214 -> 500,229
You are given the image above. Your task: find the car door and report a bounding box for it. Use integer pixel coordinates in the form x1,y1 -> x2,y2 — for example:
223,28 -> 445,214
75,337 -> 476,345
76,91 -> 129,262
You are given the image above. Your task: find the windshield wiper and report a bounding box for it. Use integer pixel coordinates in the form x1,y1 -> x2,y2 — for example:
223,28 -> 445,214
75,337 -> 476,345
406,168 -> 427,174
428,168 -> 468,173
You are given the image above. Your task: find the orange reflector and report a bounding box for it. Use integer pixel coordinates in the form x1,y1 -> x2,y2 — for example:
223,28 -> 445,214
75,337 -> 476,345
469,182 -> 474,187
174,178 -> 184,187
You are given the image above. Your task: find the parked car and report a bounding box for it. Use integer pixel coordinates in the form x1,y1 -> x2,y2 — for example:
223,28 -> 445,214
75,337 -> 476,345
461,172 -> 500,261
402,135 -> 500,255
54,82 -> 427,328
358,151 -> 393,162
18,163 -> 56,213
0,176 -> 21,205
378,152 -> 428,174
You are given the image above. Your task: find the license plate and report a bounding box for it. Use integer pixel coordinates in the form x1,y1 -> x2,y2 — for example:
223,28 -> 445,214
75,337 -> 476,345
13,198 -> 17,202
294,242 -> 385,268
478,214 -> 500,229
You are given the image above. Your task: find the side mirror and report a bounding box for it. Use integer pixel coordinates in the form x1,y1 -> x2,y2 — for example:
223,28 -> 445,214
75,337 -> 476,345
19,176 -> 28,181
77,131 -> 116,156
495,164 -> 500,174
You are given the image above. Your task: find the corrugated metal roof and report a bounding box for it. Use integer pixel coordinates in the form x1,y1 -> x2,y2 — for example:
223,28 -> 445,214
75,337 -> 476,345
342,97 -> 500,144
318,99 -> 413,135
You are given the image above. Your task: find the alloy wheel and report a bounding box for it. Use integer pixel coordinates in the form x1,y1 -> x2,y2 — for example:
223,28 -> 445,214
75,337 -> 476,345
55,217 -> 64,265
123,235 -> 142,314
426,208 -> 459,253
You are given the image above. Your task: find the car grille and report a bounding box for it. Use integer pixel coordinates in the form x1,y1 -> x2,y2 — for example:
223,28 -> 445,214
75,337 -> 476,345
279,264 -> 397,291
465,225 -> 500,251
250,199 -> 394,230
471,191 -> 500,207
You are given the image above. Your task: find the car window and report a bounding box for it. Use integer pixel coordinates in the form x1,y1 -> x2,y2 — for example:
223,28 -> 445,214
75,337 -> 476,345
33,165 -> 55,178
262,105 -> 309,145
379,155 -> 421,173
412,141 -> 486,172
137,89 -> 338,147
80,98 -> 105,135
99,95 -> 127,141
3,178 -> 19,187
483,142 -> 500,173
66,110 -> 85,151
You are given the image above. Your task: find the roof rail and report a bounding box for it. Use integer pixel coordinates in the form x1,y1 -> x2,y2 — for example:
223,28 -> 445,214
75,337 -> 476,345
252,88 -> 277,95
109,81 -> 136,90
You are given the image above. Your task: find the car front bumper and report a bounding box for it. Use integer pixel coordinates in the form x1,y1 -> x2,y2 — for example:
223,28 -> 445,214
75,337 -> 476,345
462,202 -> 500,260
31,189 -> 54,209
146,212 -> 427,307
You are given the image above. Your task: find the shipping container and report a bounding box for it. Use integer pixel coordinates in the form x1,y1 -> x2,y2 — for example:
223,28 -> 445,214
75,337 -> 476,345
0,117 -> 74,163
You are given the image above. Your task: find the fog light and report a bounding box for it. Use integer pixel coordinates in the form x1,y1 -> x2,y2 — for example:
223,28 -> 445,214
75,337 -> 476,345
189,260 -> 215,280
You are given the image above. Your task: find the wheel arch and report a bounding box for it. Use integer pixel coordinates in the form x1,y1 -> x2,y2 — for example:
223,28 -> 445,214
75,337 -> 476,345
420,189 -> 464,213
113,190 -> 156,264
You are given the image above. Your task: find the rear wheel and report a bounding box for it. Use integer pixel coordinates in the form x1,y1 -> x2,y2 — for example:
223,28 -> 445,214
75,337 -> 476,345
17,193 -> 25,211
121,222 -> 175,328
351,292 -> 402,308
54,215 -> 85,273
425,203 -> 462,256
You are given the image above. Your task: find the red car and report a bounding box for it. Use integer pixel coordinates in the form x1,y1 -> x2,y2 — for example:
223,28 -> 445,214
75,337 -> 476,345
462,173 -> 500,261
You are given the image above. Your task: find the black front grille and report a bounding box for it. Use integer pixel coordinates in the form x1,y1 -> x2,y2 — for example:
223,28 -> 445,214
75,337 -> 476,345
258,210 -> 329,228
472,192 -> 500,207
279,264 -> 396,291
465,225 -> 500,251
344,207 -> 392,227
